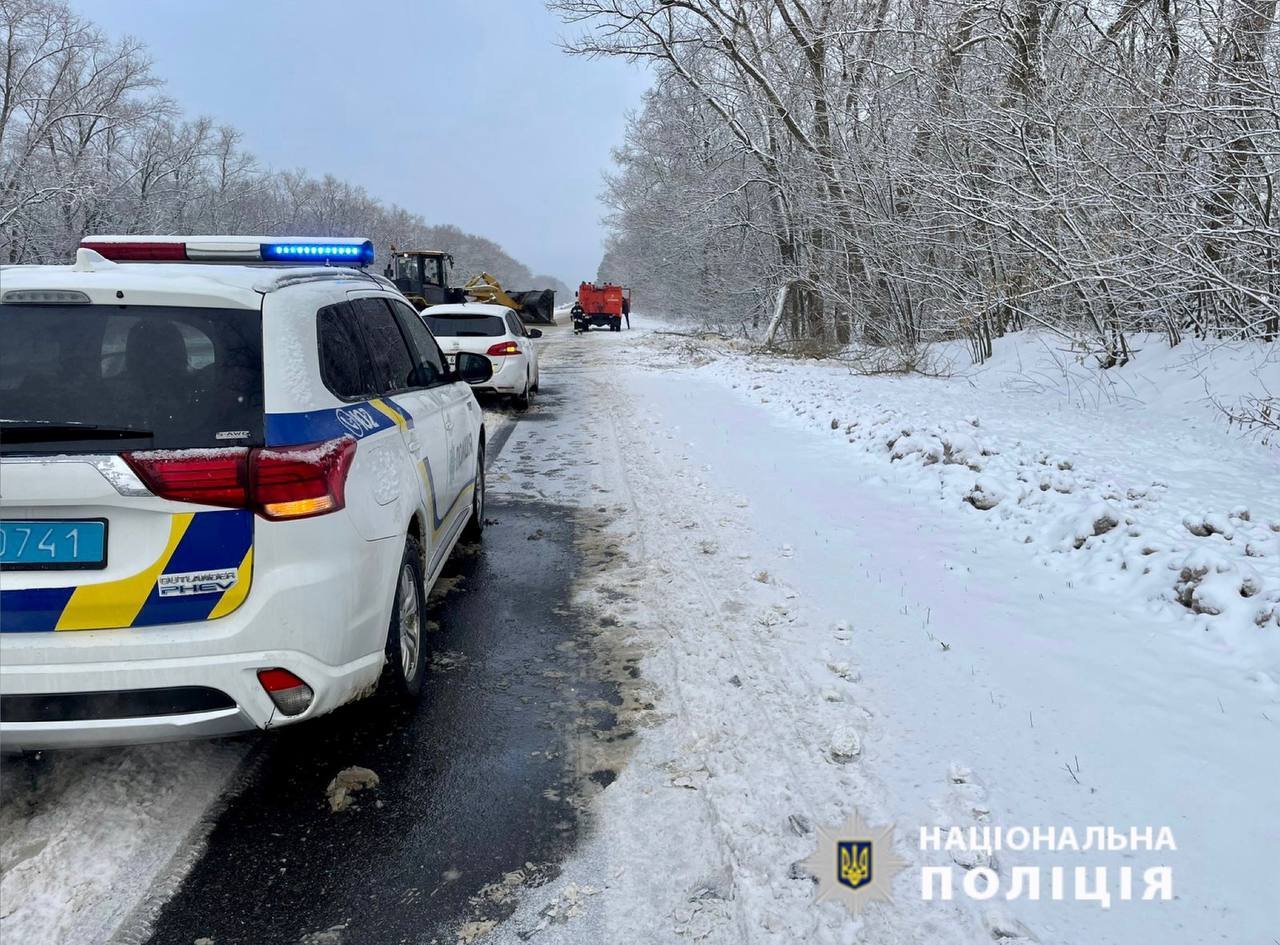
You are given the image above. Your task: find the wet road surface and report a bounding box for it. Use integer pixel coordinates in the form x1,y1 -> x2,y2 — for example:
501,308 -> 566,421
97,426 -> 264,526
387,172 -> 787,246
139,476 -> 617,944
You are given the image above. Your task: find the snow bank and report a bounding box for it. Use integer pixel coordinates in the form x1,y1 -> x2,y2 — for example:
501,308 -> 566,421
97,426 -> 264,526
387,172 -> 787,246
707,331 -> 1280,677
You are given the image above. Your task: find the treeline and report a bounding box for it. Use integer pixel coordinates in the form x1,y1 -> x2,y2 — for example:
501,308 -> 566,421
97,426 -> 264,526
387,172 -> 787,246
561,0 -> 1280,365
0,0 -> 564,293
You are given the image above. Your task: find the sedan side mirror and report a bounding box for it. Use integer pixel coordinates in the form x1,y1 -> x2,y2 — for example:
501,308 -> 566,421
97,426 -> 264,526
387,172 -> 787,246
455,351 -> 493,384
527,328 -> 543,339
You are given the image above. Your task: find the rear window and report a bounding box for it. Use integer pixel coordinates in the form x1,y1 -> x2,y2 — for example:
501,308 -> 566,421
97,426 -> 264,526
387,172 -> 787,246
422,313 -> 505,337
0,304 -> 263,455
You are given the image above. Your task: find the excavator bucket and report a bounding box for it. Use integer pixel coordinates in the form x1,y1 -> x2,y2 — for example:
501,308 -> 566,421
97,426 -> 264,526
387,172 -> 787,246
509,289 -> 556,325
462,273 -> 555,324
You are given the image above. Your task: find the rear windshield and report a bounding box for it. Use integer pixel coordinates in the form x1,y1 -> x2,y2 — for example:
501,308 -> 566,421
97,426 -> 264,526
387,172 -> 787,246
422,313 -> 505,337
0,304 -> 264,455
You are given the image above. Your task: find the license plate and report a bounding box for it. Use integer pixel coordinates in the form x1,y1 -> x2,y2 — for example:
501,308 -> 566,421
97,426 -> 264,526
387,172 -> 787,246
0,519 -> 107,570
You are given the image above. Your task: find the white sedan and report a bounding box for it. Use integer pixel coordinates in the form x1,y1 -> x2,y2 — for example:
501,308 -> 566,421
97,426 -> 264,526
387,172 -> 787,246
421,303 -> 541,409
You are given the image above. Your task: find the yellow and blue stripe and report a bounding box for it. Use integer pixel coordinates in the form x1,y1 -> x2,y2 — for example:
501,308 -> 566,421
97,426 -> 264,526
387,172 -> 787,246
264,397 -> 412,446
1,510 -> 253,633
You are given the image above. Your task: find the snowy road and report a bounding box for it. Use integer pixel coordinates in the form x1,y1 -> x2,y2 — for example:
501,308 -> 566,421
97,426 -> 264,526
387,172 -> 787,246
477,323 -> 1278,945
3,320 -> 1276,944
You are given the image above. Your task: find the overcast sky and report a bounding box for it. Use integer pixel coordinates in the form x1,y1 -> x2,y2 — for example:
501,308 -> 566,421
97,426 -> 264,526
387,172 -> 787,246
68,0 -> 651,284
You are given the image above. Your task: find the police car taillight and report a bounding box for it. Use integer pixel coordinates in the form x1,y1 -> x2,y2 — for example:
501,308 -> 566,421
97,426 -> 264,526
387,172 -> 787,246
122,449 -> 250,509
123,437 -> 356,521
252,438 -> 357,521
256,668 -> 313,716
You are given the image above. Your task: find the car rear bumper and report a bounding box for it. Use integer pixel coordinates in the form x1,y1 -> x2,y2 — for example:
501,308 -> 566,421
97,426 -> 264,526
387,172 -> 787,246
0,646 -> 385,750
2,705 -> 252,750
577,314 -> 620,328
0,518 -> 399,751
470,355 -> 526,393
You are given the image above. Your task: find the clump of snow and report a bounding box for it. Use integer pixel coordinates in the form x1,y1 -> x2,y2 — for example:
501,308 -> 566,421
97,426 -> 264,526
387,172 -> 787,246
535,882 -> 599,926
324,766 -> 380,813
826,726 -> 862,763
963,479 -> 1004,511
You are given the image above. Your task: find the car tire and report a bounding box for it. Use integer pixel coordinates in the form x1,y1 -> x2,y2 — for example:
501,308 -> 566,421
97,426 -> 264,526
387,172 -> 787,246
514,373 -> 531,411
463,440 -> 485,541
382,535 -> 428,702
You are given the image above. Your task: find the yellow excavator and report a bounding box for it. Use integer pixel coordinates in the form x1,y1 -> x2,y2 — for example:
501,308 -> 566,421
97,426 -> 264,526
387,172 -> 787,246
385,249 -> 555,324
384,249 -> 464,309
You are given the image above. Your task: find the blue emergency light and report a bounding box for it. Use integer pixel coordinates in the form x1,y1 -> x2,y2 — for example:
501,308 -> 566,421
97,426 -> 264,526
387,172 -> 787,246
261,241 -> 375,265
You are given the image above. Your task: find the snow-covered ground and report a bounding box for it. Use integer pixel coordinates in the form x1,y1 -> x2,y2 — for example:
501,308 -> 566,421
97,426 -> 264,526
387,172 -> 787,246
486,324 -> 1279,944
0,741 -> 247,945
3,323 -> 1276,944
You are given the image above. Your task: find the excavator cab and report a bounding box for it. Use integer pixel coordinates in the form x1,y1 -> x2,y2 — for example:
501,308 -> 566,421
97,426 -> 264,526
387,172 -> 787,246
384,249 -> 556,323
385,250 -> 462,310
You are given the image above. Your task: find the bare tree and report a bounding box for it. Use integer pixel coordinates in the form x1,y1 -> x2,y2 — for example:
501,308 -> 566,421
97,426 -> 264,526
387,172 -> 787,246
1,0 -> 554,293
552,0 -> 1280,375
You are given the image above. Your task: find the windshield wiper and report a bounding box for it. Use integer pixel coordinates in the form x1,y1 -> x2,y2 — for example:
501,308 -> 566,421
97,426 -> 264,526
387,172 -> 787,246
0,420 -> 155,443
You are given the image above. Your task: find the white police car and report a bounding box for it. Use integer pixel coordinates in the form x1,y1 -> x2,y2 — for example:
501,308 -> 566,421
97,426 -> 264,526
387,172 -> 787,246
0,236 -> 492,748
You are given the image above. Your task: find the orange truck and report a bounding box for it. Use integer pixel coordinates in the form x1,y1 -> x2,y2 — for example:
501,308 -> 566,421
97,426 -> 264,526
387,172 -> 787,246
573,282 -> 631,333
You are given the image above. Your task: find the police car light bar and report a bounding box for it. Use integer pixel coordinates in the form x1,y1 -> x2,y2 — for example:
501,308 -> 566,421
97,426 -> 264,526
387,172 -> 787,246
79,236 -> 376,267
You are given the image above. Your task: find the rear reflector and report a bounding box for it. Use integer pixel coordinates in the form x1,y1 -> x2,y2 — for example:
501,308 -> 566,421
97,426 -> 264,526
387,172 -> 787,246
486,341 -> 520,356
123,437 -> 356,521
256,668 -> 313,716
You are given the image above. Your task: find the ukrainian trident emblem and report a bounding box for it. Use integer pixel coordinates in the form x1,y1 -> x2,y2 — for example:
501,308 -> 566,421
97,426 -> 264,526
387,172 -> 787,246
804,811 -> 908,915
838,840 -> 873,890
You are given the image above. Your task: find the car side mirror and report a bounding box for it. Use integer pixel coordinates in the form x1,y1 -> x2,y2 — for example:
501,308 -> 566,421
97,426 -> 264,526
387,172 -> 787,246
528,328 -> 543,339
455,351 -> 493,384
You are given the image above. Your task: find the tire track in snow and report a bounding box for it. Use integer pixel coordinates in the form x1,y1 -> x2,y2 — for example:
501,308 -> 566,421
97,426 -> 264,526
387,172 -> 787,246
580,347 -> 1015,944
